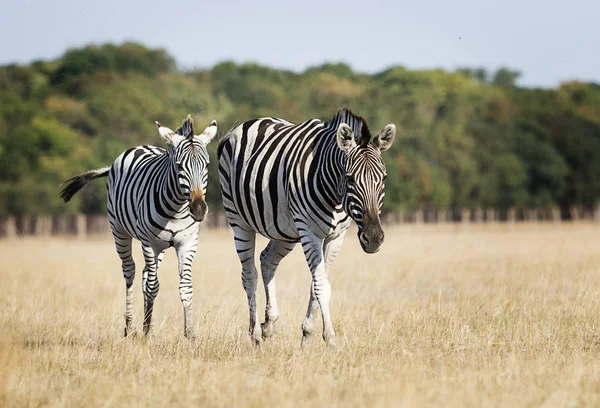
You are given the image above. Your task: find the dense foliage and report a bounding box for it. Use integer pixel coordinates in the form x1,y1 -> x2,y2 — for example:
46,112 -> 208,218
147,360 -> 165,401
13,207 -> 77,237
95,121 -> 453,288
1,42 -> 599,217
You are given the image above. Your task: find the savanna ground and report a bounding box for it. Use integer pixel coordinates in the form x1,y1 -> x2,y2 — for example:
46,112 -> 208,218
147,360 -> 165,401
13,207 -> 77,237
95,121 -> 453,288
2,223 -> 600,407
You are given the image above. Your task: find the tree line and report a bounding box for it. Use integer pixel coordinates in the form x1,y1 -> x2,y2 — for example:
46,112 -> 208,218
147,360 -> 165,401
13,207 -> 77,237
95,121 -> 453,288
1,42 -> 599,218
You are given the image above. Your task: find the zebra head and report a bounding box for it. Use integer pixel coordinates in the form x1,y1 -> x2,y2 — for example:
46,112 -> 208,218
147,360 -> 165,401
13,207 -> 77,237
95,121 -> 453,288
156,116 -> 218,222
336,122 -> 396,254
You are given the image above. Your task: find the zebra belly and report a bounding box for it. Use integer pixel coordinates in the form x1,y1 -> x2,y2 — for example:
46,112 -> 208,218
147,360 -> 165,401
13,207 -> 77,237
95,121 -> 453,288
225,189 -> 351,242
225,194 -> 300,242
137,217 -> 198,250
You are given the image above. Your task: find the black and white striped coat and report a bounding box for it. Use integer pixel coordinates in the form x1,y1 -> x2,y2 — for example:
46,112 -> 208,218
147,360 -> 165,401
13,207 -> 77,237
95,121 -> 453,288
60,116 -> 217,339
217,107 -> 395,346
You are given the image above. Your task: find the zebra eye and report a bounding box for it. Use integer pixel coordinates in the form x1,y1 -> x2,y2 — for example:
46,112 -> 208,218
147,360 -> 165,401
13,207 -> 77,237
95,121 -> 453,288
383,175 -> 387,182
346,174 -> 355,184
176,162 -> 184,171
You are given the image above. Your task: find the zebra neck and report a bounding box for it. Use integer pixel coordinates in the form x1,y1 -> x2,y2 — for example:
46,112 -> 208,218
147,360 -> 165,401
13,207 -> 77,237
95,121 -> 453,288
158,162 -> 189,213
314,130 -> 347,206
322,108 -> 370,202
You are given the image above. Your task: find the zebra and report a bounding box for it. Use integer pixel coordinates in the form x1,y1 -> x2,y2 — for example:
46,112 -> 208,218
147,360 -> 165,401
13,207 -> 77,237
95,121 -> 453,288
217,107 -> 395,347
60,115 -> 218,339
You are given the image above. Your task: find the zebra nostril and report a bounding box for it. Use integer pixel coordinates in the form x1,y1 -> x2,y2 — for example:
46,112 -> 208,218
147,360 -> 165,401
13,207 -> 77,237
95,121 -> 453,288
189,196 -> 208,222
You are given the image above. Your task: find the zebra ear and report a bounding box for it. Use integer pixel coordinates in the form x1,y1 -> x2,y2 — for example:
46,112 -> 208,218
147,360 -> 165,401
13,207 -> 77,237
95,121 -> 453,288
198,120 -> 218,144
372,124 -> 396,152
155,121 -> 182,147
175,115 -> 194,139
336,123 -> 356,152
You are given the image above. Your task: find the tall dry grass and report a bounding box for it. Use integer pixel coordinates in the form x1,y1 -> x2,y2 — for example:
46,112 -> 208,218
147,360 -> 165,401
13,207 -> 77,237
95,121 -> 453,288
1,223 -> 600,407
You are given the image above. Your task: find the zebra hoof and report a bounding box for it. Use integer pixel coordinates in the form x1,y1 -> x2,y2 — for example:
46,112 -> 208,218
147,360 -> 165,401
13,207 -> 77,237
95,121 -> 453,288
124,327 -> 137,338
261,322 -> 275,339
184,330 -> 197,342
300,336 -> 309,349
250,328 -> 263,346
301,330 -> 314,349
324,335 -> 337,349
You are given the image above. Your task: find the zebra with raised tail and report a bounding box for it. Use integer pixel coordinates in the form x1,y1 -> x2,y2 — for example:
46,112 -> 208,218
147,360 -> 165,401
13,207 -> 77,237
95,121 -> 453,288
60,116 -> 218,339
217,107 -> 395,347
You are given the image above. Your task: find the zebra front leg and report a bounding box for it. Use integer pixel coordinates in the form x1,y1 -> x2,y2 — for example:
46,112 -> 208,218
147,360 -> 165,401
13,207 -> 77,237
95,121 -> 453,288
301,231 -> 346,347
300,230 -> 336,347
259,240 -> 296,339
176,242 -> 198,340
141,245 -> 160,336
323,230 -> 347,274
234,228 -> 261,344
155,250 -> 165,270
301,281 -> 320,348
114,230 -> 135,337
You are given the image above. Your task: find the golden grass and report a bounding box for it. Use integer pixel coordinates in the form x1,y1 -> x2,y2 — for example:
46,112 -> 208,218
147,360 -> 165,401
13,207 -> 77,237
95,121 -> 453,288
2,223 -> 600,407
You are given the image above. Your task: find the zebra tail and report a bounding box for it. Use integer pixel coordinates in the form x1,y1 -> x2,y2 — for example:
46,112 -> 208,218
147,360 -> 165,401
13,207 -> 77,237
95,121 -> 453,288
59,167 -> 111,202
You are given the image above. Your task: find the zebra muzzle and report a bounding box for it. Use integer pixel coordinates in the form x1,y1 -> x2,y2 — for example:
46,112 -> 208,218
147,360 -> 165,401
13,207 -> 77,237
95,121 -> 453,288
358,230 -> 385,254
189,189 -> 208,222
359,212 -> 385,254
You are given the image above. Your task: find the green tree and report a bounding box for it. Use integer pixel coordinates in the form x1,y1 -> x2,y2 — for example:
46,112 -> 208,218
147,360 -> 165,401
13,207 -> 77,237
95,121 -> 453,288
492,68 -> 521,88
2,42 -> 600,219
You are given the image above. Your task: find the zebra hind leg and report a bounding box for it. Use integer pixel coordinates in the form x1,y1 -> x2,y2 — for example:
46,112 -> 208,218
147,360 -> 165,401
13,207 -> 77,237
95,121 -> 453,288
113,229 -> 136,337
259,240 -> 295,339
233,228 -> 261,345
141,244 -> 160,337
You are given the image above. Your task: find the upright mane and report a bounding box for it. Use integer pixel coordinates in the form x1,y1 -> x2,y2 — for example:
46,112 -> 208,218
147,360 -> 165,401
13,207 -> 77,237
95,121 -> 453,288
324,106 -> 372,147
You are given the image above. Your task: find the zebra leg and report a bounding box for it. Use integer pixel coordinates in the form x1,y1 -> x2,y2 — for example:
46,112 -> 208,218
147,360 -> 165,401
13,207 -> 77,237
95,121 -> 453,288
301,282 -> 320,348
301,231 -> 346,347
141,244 -> 160,336
323,230 -> 347,273
155,250 -> 165,270
234,227 -> 261,344
299,230 -> 336,347
176,241 -> 198,340
113,229 -> 135,337
259,240 -> 296,339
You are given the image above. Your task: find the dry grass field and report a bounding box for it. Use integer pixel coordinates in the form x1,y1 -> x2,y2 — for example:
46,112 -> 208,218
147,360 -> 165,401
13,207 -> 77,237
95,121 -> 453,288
2,223 -> 600,407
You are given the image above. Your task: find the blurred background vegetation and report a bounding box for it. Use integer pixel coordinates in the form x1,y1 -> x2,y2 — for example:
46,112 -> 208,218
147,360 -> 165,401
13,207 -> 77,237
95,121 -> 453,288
1,42 -> 599,218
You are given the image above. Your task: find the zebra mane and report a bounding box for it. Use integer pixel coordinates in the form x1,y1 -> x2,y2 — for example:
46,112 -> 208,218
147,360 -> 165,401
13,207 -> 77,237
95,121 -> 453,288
325,106 -> 372,147
217,120 -> 245,160
175,115 -> 194,139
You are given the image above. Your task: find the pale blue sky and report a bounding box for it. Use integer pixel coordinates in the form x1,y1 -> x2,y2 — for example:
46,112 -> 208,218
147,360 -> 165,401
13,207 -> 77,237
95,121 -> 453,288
1,0 -> 598,87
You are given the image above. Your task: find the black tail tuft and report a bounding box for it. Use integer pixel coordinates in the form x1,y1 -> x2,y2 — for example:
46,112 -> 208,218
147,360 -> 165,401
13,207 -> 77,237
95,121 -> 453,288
59,167 -> 110,203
